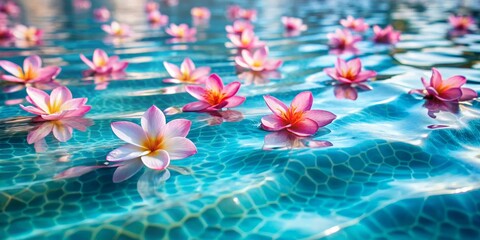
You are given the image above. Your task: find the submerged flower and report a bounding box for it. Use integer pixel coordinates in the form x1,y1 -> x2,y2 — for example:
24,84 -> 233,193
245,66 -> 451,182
80,49 -> 128,75
165,23 -> 196,38
235,46 -> 283,72
324,57 -> 376,84
107,105 -> 197,182
226,20 -> 254,35
340,16 -> 369,32
102,21 -> 131,37
372,25 -> 401,44
327,28 -> 361,49
93,7 -> 110,22
20,86 -> 91,121
163,57 -> 210,84
261,91 -> 336,136
148,10 -> 169,26
282,17 -> 307,32
227,29 -> 265,49
12,25 -> 43,42
0,55 -> 61,83
191,7 -> 211,19
409,68 -> 477,102
183,74 -> 245,112
448,15 -> 475,30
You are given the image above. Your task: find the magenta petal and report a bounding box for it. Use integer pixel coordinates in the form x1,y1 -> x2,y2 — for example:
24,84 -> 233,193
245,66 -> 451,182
459,88 -> 478,101
27,122 -> 53,144
444,75 -> 466,89
141,150 -> 171,170
206,74 -> 224,91
347,58 -> 362,75
224,96 -> 245,108
162,119 -> 191,139
291,91 -> 313,112
263,95 -> 288,117
113,159 -> 144,183
52,124 -> 73,142
261,114 -> 288,131
111,121 -> 147,147
223,81 -> 241,98
185,85 -> 207,101
354,70 -> 376,82
20,105 -> 45,115
324,67 -> 338,80
163,137 -> 197,160
64,106 -> 91,118
438,88 -> 463,101
430,68 -> 443,89
107,144 -> 149,161
304,110 -> 336,128
141,105 -> 166,137
182,101 -> 210,112
421,77 -> 429,88
287,118 -> 319,136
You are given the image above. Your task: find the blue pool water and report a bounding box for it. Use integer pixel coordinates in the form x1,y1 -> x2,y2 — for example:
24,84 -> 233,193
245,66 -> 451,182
1,0 -> 480,239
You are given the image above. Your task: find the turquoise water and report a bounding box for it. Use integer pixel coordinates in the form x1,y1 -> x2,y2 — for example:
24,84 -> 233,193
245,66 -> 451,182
1,0 -> 480,239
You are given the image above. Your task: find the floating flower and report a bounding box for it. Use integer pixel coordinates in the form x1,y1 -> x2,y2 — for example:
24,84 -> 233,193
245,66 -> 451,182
0,24 -> 12,39
102,21 -> 131,37
372,25 -> 401,44
282,17 -> 307,32
448,15 -> 475,30
227,5 -> 241,19
93,7 -> 110,22
340,16 -> 369,32
238,8 -> 256,21
20,86 -> 91,121
409,68 -> 477,102
12,25 -> 43,42
107,105 -> 197,182
73,0 -> 91,10
0,55 -> 61,84
261,91 -> 336,136
163,57 -> 210,84
191,7 -> 210,20
165,23 -> 196,38
80,49 -> 128,75
227,29 -> 265,49
235,46 -> 283,72
183,74 -> 245,112
27,117 -> 93,144
226,20 -> 254,35
0,0 -> 20,17
148,10 -> 169,26
327,28 -> 361,49
324,57 -> 376,84
145,1 -> 159,13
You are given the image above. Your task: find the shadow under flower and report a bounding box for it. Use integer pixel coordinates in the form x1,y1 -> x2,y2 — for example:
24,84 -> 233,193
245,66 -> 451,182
333,82 -> 372,100
237,70 -> 282,85
83,71 -> 127,90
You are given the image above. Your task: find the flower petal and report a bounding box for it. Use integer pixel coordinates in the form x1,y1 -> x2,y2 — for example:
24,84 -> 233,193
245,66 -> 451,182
291,91 -> 313,112
93,49 -> 109,67
113,160 -> 144,183
347,58 -> 362,75
430,68 -> 443,89
190,66 -> 211,81
107,144 -> 149,161
162,137 -> 197,160
459,88 -> 478,101
25,87 -> 50,113
141,150 -> 171,170
162,119 -> 191,139
182,101 -> 210,112
27,122 -> 53,144
52,123 -> 73,142
163,61 -> 182,79
141,105 -> 166,138
223,81 -> 241,98
304,110 -> 336,128
206,74 -> 224,91
185,85 -> 207,101
32,66 -> 61,83
354,70 -> 376,82
261,114 -> 289,131
438,88 -> 462,101
50,86 -> 72,108
263,95 -> 288,117
181,57 -> 195,74
287,118 -> 319,136
224,96 -> 245,108
111,121 -> 147,147
444,75 -> 466,89
80,54 -> 96,70
20,105 -> 46,115
0,60 -> 23,78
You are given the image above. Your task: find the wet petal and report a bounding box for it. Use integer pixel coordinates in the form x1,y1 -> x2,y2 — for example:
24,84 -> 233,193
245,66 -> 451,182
107,144 -> 149,161
27,122 -> 53,144
190,66 -> 210,81
223,81 -> 241,98
141,105 -> 166,138
224,96 -> 245,108
50,86 -> 72,108
20,105 -> 46,115
459,88 -> 478,101
263,95 -> 288,117
443,75 -> 466,89
287,118 -> 319,136
93,49 -> 109,67
33,66 -> 61,83
162,137 -> 197,160
261,114 -> 288,131
163,61 -> 182,79
141,150 -> 170,170
438,88 -> 462,101
185,85 -> 207,101
291,91 -> 313,112
304,110 -> 336,128
24,55 -> 42,71
182,101 -> 210,112
25,87 -> 50,112
111,121 -> 147,147
80,54 -> 96,70
430,68 -> 443,89
0,60 -> 23,78
162,119 -> 191,139
206,74 -> 224,91
113,160 -> 144,183
181,57 -> 195,74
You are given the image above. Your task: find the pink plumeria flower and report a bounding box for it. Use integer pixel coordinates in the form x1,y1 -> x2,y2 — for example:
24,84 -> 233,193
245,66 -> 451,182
340,16 -> 369,32
107,105 -> 197,183
183,74 -> 245,112
261,91 -> 336,137
12,25 -> 43,42
238,8 -> 257,21
372,25 -> 401,44
148,10 -> 169,26
191,7 -> 211,20
93,7 -> 110,22
20,86 -> 91,121
235,46 -> 283,72
0,24 -> 12,39
227,29 -> 265,49
73,0 -> 91,10
448,15 -> 475,30
226,20 -> 254,35
102,21 -> 131,37
145,1 -> 159,13
80,48 -> 128,75
163,57 -> 210,84
324,58 -> 376,84
227,5 -> 241,19
165,23 -> 197,38
409,68 -> 478,102
0,55 -> 61,84
327,28 -> 361,49
0,0 -> 20,17
282,17 -> 307,32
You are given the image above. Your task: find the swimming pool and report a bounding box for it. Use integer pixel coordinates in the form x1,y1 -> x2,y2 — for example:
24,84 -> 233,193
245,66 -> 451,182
1,0 -> 480,239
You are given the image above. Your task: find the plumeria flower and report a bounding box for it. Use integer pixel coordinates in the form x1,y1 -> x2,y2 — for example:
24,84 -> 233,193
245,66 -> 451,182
226,20 -> 254,35
282,17 -> 307,32
163,57 -> 210,84
191,7 -> 211,20
27,117 -> 93,144
80,49 -> 128,75
340,16 -> 369,32
165,23 -> 197,39
0,0 -> 20,17
261,91 -> 336,136
73,0 -> 91,10
235,46 -> 283,72
20,86 -> 91,121
227,29 -> 265,49
448,15 -> 475,30
372,25 -> 401,44
148,10 -> 169,26
183,74 -> 245,112
327,28 -> 361,49
0,24 -> 12,39
102,21 -> 131,37
238,8 -> 257,21
145,1 -> 159,13
324,58 -> 376,84
227,5 -> 241,19
12,25 -> 43,42
409,68 -> 477,102
0,55 -> 61,84
93,7 -> 110,22
107,105 -> 197,183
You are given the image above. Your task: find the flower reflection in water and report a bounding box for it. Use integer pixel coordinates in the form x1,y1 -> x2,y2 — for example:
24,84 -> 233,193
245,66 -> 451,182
333,83 -> 372,101
83,71 -> 127,90
237,70 -> 281,85
200,110 -> 244,126
263,130 -> 332,150
423,98 -> 460,119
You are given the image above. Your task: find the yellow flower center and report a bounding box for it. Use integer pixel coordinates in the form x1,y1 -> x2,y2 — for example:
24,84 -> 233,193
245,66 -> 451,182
280,107 -> 305,125
204,89 -> 225,105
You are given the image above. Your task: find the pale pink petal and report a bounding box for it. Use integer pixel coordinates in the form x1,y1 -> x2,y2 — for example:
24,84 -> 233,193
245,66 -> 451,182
185,85 -> 207,101
223,81 -> 241,98
26,87 -> 50,112
459,88 -> 478,101
111,121 -> 147,147
241,49 -> 254,65
80,54 -> 96,70
162,137 -> 197,160
206,74 -> 224,91
287,118 -> 319,136
291,91 -> 313,112
347,58 -> 362,75
336,58 -> 348,75
263,95 -> 288,117
163,61 -> 182,79
2,75 -> 26,83
112,160 -> 144,183
182,101 -> 210,112
20,104 -> 46,115
354,70 -> 376,82
181,57 -> 195,74
50,86 -> 72,107
304,110 -> 336,128
235,56 -> 250,69
52,124 -> 73,142
264,60 -> 283,71
107,144 -> 149,161
408,89 -> 425,96
141,150 -> 171,170
162,119 -> 191,139
190,66 -> 210,81
224,96 -> 245,108
93,49 -> 109,66
0,60 -> 23,77
27,122 -> 53,144
63,106 -> 91,118
421,77 -> 429,88
324,67 -> 338,80
261,114 -> 289,131
141,105 -> 166,138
